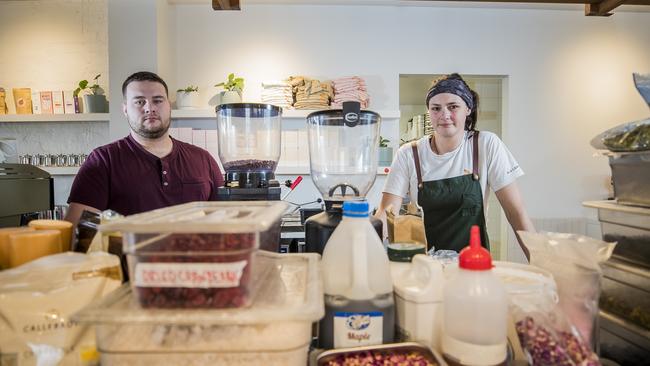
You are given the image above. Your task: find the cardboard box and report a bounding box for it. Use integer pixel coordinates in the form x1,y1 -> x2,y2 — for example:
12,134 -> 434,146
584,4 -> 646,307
192,129 -> 207,149
31,91 -> 41,114
40,91 -> 53,114
0,88 -> 6,114
52,91 -> 65,114
63,91 -> 76,114
177,127 -> 193,144
12,88 -> 32,114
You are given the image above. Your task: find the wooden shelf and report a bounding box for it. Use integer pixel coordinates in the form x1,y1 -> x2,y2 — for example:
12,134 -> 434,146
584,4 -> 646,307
172,109 -> 400,119
0,113 -> 109,123
41,166 -> 80,175
40,166 -> 390,176
276,166 -> 391,175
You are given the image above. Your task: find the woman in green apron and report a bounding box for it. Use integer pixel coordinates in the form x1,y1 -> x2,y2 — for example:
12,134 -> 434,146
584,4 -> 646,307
377,73 -> 534,258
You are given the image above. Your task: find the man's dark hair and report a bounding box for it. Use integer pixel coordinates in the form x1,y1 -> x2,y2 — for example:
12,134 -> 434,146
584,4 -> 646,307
122,71 -> 169,97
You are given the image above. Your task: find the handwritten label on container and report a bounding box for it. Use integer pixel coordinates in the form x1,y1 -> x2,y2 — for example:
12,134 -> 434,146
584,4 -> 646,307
134,261 -> 247,288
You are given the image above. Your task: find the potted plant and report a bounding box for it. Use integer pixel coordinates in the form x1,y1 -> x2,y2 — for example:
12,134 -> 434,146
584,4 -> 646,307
176,85 -> 199,110
214,73 -> 244,104
378,136 -> 393,167
74,74 -> 108,113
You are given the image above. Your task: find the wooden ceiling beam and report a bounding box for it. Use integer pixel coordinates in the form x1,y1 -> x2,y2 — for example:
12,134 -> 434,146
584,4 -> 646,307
212,0 -> 240,11
586,0 -> 627,16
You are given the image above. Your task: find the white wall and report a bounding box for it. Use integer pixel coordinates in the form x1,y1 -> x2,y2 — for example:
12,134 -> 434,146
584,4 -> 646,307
170,3 -> 650,221
0,0 -> 109,205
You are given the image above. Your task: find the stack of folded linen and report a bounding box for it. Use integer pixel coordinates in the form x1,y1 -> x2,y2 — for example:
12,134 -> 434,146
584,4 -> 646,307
289,76 -> 332,110
261,81 -> 293,108
331,76 -> 370,109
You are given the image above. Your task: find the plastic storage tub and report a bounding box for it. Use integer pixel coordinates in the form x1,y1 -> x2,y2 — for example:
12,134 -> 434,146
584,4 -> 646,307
72,251 -> 323,366
99,201 -> 287,309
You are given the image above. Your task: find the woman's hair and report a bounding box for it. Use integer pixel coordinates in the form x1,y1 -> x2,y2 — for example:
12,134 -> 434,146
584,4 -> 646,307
426,73 -> 480,131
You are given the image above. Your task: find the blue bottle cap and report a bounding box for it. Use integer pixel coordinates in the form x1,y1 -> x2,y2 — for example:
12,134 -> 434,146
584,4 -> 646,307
342,200 -> 369,217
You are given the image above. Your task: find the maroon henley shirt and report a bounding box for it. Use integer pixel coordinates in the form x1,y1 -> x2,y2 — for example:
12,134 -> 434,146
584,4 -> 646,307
68,134 -> 224,216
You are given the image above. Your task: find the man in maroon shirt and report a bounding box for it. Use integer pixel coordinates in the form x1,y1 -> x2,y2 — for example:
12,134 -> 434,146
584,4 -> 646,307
65,71 -> 224,226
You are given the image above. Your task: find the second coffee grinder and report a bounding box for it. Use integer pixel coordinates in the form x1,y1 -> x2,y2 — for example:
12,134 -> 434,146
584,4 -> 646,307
304,101 -> 383,254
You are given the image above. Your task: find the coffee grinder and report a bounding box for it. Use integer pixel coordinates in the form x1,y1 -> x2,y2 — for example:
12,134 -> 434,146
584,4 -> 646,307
216,103 -> 282,201
304,102 -> 383,254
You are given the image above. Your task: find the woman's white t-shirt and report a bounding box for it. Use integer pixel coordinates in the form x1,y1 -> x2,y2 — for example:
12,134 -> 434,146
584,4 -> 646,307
383,131 -> 524,210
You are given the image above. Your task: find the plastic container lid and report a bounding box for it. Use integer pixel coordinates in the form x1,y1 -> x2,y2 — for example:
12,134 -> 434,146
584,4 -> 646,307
72,251 -> 324,325
458,225 -> 492,270
493,261 -> 557,296
98,201 -> 288,234
342,200 -> 369,217
387,242 -> 426,263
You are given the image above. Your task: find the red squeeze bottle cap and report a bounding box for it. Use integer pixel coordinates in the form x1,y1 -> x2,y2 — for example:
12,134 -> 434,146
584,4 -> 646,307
458,225 -> 493,270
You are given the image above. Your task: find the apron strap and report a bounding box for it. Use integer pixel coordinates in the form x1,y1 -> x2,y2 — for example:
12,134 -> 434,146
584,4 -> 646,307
472,130 -> 480,181
411,141 -> 423,189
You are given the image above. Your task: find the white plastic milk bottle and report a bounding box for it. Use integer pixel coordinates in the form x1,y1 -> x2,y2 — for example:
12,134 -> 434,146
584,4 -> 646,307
319,200 -> 395,349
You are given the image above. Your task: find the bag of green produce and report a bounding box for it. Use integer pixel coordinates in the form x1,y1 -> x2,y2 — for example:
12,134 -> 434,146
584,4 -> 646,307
591,73 -> 650,152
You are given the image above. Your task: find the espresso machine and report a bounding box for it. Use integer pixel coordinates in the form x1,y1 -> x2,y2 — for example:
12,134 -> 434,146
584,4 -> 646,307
216,103 -> 282,201
304,102 -> 383,254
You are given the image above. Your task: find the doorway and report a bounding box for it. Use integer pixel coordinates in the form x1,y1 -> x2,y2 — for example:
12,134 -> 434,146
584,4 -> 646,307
399,74 -> 508,260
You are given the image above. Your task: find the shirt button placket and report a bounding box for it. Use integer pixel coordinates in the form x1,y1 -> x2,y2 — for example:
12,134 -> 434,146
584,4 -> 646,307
161,163 -> 169,188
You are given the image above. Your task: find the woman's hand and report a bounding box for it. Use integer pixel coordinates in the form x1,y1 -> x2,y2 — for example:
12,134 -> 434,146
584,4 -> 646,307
495,182 -> 535,261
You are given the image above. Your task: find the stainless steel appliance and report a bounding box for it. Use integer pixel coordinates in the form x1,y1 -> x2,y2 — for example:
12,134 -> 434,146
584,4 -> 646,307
608,152 -> 650,207
584,200 -> 650,364
0,164 -> 53,227
215,103 -> 282,201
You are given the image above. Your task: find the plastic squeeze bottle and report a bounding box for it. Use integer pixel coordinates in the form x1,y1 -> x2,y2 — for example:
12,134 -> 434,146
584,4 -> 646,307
441,225 -> 507,366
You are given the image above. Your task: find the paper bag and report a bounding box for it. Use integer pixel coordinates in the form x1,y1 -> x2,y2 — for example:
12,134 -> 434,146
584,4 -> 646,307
386,204 -> 428,248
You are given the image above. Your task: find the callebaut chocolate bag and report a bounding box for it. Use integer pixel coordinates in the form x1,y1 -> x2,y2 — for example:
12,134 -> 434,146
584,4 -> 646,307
0,252 -> 122,366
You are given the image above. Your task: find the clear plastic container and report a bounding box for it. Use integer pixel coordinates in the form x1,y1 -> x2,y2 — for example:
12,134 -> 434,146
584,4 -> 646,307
72,251 -> 324,366
216,103 -> 282,174
307,108 -> 380,201
98,201 -> 288,309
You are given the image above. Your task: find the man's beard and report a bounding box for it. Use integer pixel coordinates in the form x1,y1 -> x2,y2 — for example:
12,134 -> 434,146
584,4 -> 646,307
129,116 -> 170,139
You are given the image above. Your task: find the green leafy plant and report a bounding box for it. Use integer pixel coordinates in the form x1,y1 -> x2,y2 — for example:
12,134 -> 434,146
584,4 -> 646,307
214,73 -> 244,94
74,74 -> 103,97
379,136 -> 390,148
176,85 -> 199,93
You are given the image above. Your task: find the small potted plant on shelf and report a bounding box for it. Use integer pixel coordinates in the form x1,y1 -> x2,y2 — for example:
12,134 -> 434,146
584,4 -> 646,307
214,73 -> 244,104
74,74 -> 108,113
378,136 -> 393,167
176,85 -> 199,110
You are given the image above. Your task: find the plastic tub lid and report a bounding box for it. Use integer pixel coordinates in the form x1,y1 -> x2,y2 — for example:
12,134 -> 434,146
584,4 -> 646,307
72,251 -> 324,325
493,261 -> 557,296
98,201 -> 288,234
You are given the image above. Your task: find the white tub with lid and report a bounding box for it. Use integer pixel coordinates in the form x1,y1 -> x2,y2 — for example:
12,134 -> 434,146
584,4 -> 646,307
72,251 -> 323,366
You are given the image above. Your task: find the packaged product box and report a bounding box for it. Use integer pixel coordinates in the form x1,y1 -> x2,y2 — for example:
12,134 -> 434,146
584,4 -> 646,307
192,129 -> 207,149
31,91 -> 41,114
12,88 -> 32,114
63,90 -> 76,114
52,91 -> 65,114
40,91 -> 53,114
0,88 -> 7,114
178,127 -> 193,144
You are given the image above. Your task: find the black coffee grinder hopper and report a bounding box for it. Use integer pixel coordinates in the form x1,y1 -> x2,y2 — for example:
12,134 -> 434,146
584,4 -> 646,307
304,183 -> 382,255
